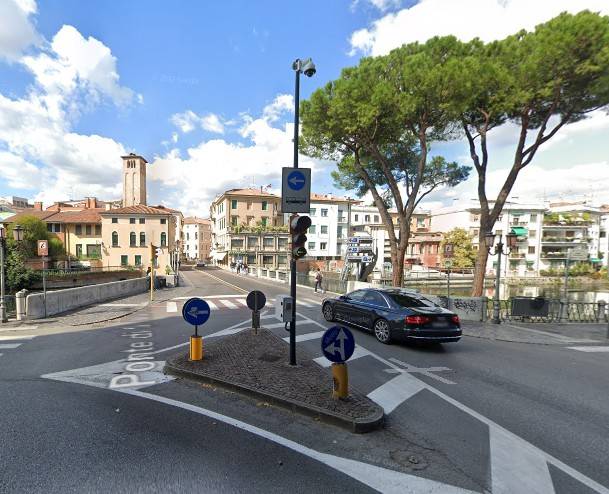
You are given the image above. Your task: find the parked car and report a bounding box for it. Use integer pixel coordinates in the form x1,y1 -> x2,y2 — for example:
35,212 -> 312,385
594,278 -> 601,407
196,260 -> 206,267
321,288 -> 461,344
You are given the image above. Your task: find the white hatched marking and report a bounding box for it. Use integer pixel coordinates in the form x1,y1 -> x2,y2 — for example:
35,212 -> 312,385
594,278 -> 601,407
282,330 -> 326,343
0,335 -> 36,341
567,346 -> 609,353
207,301 -> 218,310
220,299 -> 238,309
173,295 -> 245,300
98,303 -> 146,307
0,343 -> 22,349
237,299 -> 249,306
314,345 -> 371,368
367,373 -> 426,414
166,301 -> 177,313
302,298 -> 321,306
298,300 -> 313,307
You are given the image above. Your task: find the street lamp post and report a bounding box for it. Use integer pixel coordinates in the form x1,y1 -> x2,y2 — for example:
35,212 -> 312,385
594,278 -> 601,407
289,57 -> 316,366
486,231 -> 517,324
1,224 -> 25,324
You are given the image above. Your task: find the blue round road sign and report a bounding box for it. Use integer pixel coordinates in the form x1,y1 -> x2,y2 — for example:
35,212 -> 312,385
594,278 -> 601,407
182,297 -> 211,326
321,326 -> 355,363
287,170 -> 306,191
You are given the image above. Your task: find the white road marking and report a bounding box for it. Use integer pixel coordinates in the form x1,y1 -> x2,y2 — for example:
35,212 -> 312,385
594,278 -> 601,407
98,303 -> 147,307
490,426 -> 555,494
298,300 -> 313,307
282,331 -> 326,343
237,299 -> 249,307
313,345 -> 371,368
505,324 -> 596,343
367,373 -> 426,414
1,325 -> 38,331
220,299 -> 238,309
166,301 -> 178,313
0,343 -> 22,349
119,388 -> 476,494
567,346 -> 609,352
206,300 -> 218,310
173,295 -> 245,300
0,335 -> 36,341
302,298 -> 321,306
387,357 -> 455,385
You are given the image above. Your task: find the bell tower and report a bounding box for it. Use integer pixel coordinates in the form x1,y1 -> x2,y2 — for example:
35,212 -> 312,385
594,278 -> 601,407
121,153 -> 147,207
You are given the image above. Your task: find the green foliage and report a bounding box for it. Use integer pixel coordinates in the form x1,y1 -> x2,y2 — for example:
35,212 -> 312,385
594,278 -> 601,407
6,215 -> 66,259
48,237 -> 64,257
439,228 -> 477,268
5,246 -> 40,291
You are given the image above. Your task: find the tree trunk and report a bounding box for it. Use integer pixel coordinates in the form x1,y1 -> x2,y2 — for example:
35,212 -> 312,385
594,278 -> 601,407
471,240 -> 489,297
391,244 -> 407,287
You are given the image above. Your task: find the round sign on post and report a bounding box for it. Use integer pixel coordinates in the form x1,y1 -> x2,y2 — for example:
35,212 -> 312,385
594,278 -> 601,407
321,325 -> 355,363
246,290 -> 266,311
287,170 -> 306,191
182,298 -> 211,327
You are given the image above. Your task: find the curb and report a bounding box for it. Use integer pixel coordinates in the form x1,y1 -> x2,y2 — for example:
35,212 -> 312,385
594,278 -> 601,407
164,359 -> 384,434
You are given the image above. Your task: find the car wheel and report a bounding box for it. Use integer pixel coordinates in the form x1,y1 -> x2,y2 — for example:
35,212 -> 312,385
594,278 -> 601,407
322,303 -> 335,322
374,318 -> 391,344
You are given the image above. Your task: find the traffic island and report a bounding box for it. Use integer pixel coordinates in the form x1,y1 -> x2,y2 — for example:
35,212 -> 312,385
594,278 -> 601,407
164,328 -> 384,433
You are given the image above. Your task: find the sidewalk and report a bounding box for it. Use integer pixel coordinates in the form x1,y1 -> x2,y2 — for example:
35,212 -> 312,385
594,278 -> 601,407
464,320 -> 609,345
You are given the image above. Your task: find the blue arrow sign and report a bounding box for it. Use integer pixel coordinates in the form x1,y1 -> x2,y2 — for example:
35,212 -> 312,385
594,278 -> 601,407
182,297 -> 211,326
321,326 -> 355,363
287,170 -> 306,191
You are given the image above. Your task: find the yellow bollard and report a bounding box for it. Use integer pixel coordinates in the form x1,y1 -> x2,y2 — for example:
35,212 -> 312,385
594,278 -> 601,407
190,335 -> 203,361
331,362 -> 349,399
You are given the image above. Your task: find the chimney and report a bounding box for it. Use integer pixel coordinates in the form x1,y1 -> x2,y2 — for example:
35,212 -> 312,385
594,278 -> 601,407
86,197 -> 96,209
34,201 -> 43,211
105,204 -> 112,211
260,186 -> 263,193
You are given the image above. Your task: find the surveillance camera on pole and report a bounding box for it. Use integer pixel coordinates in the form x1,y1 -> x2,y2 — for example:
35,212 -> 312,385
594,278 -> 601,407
292,58 -> 316,77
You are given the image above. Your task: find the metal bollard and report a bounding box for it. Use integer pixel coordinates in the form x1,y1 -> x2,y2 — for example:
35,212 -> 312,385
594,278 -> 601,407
331,362 -> 349,399
190,335 -> 203,361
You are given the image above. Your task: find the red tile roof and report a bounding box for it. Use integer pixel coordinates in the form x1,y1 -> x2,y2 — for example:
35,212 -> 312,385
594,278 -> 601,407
184,216 -> 211,225
310,192 -> 359,203
99,205 -> 174,216
3,210 -> 58,223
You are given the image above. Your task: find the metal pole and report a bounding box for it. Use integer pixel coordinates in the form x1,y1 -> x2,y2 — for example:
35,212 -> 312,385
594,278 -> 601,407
446,268 -> 451,310
42,258 -> 47,319
561,254 -> 569,322
0,238 -> 7,323
492,240 -> 502,324
289,68 -> 300,366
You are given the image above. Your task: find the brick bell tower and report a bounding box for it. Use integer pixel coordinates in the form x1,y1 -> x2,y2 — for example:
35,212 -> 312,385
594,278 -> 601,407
121,153 -> 147,207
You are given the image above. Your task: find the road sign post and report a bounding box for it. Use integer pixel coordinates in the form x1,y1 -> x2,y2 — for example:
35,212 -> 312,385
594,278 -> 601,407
182,298 -> 211,361
321,326 -> 355,399
246,290 -> 266,335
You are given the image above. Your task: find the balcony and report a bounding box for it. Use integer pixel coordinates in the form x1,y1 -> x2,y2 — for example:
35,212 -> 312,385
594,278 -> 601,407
509,253 -> 526,259
541,237 -> 588,245
540,252 -> 569,259
337,217 -> 348,223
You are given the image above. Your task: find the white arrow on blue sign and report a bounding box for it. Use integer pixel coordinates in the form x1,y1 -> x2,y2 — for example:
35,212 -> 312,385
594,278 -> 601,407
287,170 -> 306,191
321,326 -> 355,363
182,297 -> 211,326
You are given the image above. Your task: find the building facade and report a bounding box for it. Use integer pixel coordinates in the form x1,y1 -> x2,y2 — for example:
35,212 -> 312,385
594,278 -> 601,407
184,217 -> 212,261
122,153 -> 147,207
305,194 -> 356,261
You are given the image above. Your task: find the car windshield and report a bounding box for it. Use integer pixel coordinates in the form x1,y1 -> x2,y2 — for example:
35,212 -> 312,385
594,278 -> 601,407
386,292 -> 438,308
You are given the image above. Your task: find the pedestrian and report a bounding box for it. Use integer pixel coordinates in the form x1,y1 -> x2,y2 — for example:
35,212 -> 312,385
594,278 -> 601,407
314,268 -> 323,293
146,266 -> 151,277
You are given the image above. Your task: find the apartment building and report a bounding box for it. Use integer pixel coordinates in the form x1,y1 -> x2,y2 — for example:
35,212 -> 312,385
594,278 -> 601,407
306,194 -> 357,261
599,205 -> 609,269
184,217 -> 212,261
210,188 -> 287,268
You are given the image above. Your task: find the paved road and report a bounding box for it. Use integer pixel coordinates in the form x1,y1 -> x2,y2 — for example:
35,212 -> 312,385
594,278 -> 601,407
1,266 -> 608,493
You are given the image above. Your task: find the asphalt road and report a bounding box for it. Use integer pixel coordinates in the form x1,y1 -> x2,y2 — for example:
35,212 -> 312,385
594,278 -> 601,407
1,266 -> 608,494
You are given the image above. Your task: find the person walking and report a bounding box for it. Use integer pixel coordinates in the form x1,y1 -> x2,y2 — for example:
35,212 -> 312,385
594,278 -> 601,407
314,268 -> 323,293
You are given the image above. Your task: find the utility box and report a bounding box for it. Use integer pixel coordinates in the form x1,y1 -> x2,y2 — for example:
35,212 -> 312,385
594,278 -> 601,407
511,297 -> 550,317
275,295 -> 293,322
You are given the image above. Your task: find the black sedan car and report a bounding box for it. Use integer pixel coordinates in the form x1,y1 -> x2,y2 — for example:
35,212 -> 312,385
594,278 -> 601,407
322,288 -> 461,344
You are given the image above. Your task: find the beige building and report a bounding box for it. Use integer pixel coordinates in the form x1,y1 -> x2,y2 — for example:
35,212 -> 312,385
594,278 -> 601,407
210,188 -> 288,268
184,217 -> 212,260
100,205 -> 177,271
122,153 -> 147,207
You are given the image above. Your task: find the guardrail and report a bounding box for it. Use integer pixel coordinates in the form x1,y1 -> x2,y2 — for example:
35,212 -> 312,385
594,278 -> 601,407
486,298 -> 609,323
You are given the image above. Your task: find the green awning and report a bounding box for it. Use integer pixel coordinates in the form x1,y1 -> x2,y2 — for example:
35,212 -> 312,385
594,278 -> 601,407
511,227 -> 528,237
590,258 -> 602,263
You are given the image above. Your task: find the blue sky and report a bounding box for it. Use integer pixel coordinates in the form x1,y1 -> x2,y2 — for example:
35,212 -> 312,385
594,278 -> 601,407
1,0 -> 609,216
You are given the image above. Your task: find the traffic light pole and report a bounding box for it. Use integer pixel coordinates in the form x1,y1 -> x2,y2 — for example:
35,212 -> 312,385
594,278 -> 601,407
289,68 -> 300,367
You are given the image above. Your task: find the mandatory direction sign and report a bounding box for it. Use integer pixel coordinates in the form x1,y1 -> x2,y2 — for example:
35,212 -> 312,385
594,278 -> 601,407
321,326 -> 355,363
281,167 -> 311,213
182,298 -> 211,326
246,290 -> 266,311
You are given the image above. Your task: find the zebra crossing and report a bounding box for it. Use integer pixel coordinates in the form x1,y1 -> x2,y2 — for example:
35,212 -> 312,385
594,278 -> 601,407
0,334 -> 37,357
167,295 -> 322,313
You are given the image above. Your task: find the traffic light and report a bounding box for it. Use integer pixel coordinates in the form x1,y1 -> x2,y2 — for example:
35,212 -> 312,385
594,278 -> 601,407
150,244 -> 159,267
290,215 -> 311,260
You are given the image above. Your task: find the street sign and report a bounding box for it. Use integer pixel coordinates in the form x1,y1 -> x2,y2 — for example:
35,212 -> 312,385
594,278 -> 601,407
321,326 -> 355,363
182,298 -> 211,326
37,240 -> 48,257
281,167 -> 311,213
346,255 -> 362,262
568,247 -> 588,261
361,255 -> 372,263
347,237 -> 360,244
443,243 -> 454,259
246,290 -> 266,311
444,260 -> 453,269
347,245 -> 359,253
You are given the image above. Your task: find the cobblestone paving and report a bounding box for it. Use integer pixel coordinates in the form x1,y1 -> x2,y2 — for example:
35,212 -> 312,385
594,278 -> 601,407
168,328 -> 382,421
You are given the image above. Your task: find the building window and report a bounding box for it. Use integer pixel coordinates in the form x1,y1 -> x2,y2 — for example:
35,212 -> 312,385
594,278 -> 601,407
75,225 -> 82,235
231,199 -> 238,209
130,232 -> 136,247
232,216 -> 238,226
247,201 -> 252,210
365,215 -> 370,222
601,231 -> 607,238
261,217 -> 268,227
262,255 -> 273,265
278,237 -> 288,249
130,218 -> 136,224
321,209 -> 328,217
530,214 -> 537,222
85,225 -> 92,236
308,242 -> 316,250
112,231 -> 119,247
528,246 -> 536,254
95,225 -> 101,235
140,232 -> 146,247
310,208 -> 316,216
248,236 -> 259,249
139,218 -> 145,224
353,214 -> 358,222
263,237 -> 274,249
160,232 -> 167,247
262,201 -> 268,211
320,225 -> 328,235
529,230 -> 536,238
120,255 -> 128,266
112,218 -> 118,224
247,254 -> 256,264
309,225 -> 316,234
160,218 -> 166,224
135,255 -> 142,266
278,255 -> 287,266
337,226 -> 343,237
195,232 -> 198,239
231,238 -> 244,249
76,244 -> 82,258
320,242 -> 327,250
374,215 -> 380,223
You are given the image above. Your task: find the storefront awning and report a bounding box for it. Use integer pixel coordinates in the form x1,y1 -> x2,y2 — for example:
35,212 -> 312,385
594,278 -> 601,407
213,252 -> 227,261
590,258 -> 602,263
511,227 -> 528,237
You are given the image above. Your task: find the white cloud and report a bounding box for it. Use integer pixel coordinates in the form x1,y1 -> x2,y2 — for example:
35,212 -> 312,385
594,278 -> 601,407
0,151 -> 43,189
352,0 -> 402,12
170,110 -> 225,134
0,0 -> 40,61
150,95 -> 328,216
262,94 -> 293,123
350,0 -> 609,56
